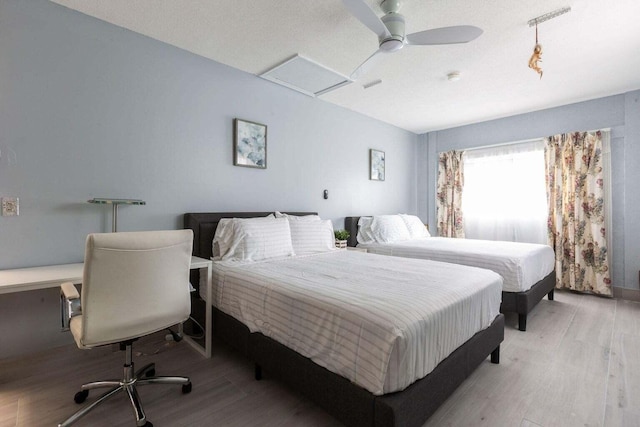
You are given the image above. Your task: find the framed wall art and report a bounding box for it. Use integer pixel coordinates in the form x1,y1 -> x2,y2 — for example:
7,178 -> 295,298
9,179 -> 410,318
370,149 -> 385,181
234,118 -> 267,169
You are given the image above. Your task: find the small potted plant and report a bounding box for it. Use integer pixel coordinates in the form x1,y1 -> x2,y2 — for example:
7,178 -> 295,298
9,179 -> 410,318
334,229 -> 350,249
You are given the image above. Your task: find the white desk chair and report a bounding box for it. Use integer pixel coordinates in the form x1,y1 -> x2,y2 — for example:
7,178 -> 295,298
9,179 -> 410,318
58,230 -> 194,427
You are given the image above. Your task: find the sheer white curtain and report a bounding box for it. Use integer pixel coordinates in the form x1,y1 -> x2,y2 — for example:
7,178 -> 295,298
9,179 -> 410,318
462,140 -> 548,244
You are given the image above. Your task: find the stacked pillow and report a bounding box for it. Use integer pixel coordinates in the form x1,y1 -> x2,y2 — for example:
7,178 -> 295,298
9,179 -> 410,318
399,214 -> 431,239
357,214 -> 430,244
276,212 -> 336,256
212,213 -> 336,261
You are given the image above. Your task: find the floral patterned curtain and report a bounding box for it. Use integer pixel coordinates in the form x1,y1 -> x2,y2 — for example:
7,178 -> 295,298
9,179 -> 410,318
545,131 -> 611,295
437,150 -> 465,238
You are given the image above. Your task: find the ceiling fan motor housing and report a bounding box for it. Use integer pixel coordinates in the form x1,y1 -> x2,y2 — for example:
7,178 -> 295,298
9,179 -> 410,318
380,13 -> 405,51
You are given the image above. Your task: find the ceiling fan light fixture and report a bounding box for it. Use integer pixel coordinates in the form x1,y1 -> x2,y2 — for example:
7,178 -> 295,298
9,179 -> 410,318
380,37 -> 404,52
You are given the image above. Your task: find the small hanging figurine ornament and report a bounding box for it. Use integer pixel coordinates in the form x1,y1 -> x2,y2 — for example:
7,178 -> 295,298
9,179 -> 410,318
528,23 -> 543,79
526,7 -> 572,79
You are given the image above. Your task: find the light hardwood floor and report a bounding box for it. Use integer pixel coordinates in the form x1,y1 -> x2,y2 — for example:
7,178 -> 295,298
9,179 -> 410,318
1,290 -> 639,427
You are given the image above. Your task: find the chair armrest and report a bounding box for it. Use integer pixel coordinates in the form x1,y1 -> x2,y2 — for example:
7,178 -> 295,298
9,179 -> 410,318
61,281 -> 80,300
60,281 -> 82,330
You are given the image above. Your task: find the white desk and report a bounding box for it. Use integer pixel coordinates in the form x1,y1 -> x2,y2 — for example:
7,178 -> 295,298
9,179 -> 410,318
0,256 -> 213,358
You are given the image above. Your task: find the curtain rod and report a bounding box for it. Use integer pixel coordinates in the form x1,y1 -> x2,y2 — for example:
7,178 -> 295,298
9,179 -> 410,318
443,128 -> 611,154
459,137 -> 544,153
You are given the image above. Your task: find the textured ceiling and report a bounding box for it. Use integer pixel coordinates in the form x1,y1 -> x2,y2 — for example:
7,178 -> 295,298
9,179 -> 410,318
50,0 -> 640,134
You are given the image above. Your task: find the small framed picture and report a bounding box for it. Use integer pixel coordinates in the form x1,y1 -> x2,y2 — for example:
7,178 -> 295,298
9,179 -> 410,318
370,149 -> 385,181
234,118 -> 267,169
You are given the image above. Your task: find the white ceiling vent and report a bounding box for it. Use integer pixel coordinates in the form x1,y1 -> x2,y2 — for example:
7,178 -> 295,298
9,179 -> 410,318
259,55 -> 351,97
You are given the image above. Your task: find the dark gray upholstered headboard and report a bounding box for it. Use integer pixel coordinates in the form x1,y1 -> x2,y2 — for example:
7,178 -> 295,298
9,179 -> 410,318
344,216 -> 362,247
184,212 -> 318,260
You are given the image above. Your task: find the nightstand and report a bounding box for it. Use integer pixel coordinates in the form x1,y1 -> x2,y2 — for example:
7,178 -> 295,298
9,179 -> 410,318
346,247 -> 368,253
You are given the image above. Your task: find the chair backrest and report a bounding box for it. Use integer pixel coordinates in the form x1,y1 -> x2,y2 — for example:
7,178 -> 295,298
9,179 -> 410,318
79,230 -> 193,347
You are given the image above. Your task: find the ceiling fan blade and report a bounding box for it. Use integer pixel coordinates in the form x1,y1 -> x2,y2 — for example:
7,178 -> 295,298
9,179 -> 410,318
342,0 -> 391,39
406,25 -> 483,45
349,48 -> 385,81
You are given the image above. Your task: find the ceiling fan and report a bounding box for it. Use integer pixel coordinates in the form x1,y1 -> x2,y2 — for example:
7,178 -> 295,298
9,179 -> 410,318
342,0 -> 483,80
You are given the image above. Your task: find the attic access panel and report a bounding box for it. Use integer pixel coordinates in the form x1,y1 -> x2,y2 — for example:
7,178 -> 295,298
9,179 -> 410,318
259,55 -> 352,97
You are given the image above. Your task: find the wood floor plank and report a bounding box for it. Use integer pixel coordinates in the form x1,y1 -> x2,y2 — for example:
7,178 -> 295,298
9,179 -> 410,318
605,300 -> 640,427
612,300 -> 640,337
562,294 -> 617,347
0,396 -> 18,427
521,362 -> 607,427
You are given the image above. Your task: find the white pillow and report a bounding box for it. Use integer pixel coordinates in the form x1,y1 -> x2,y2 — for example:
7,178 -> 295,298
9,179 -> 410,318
399,214 -> 431,239
213,215 -> 293,261
357,216 -> 375,244
213,215 -> 276,258
288,219 -> 335,255
370,215 -> 411,243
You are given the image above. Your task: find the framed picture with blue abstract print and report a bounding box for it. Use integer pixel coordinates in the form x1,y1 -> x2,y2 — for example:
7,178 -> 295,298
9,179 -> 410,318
370,149 -> 385,181
234,118 -> 267,169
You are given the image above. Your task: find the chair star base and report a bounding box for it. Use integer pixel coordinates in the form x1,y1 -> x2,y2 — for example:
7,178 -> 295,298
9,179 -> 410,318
58,341 -> 192,427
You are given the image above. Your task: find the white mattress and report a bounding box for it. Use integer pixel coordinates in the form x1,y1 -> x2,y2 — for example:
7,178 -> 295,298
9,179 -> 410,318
358,237 -> 555,293
204,250 -> 502,395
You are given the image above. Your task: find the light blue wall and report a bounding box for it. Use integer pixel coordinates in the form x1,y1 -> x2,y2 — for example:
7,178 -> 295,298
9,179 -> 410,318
0,0 -> 417,358
418,91 -> 640,292
623,92 -> 640,293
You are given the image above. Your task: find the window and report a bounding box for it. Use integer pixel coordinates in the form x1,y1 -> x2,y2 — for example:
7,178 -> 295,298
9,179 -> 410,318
461,140 -> 548,244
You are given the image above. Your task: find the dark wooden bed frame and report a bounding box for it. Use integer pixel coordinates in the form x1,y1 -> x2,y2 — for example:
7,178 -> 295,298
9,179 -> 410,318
344,216 -> 556,332
184,212 -> 504,427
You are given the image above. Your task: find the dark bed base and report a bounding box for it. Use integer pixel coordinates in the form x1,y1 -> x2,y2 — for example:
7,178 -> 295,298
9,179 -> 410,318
185,212 -> 505,427
344,216 -> 556,332
501,271 -> 555,331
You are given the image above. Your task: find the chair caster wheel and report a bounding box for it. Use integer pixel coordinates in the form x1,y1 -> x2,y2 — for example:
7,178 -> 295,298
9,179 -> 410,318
145,368 -> 155,377
182,382 -> 192,394
143,422 -> 153,427
74,390 -> 89,404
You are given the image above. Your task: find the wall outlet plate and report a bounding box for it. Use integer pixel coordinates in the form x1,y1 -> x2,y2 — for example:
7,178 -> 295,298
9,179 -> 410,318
1,197 -> 19,216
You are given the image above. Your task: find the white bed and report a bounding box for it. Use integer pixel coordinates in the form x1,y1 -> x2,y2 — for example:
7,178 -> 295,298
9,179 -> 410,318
345,215 -> 557,331
206,250 -> 502,395
185,211 -> 505,427
357,237 -> 554,293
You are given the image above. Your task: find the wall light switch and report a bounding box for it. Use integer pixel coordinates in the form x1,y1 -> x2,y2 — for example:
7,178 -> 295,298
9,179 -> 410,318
2,197 -> 19,216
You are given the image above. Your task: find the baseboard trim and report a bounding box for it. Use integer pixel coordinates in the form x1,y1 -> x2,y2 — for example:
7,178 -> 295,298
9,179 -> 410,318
613,286 -> 640,302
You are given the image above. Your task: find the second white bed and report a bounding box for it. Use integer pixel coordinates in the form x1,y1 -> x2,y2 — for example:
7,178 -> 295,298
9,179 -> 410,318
357,237 -> 555,293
